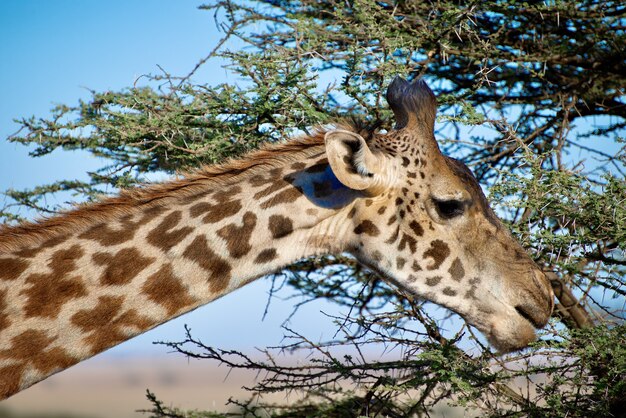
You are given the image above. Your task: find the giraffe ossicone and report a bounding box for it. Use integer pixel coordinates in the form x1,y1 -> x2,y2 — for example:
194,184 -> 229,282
0,77 -> 554,399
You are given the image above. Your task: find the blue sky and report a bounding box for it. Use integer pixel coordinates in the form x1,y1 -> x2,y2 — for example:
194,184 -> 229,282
0,1 -> 222,194
0,1 -> 346,356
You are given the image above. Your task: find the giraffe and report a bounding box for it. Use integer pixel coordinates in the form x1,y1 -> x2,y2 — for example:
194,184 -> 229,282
0,77 -> 554,400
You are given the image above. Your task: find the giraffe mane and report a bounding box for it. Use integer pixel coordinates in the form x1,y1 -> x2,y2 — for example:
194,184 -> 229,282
0,130 -> 334,253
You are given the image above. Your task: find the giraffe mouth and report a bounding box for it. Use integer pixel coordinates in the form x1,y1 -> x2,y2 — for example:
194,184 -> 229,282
515,305 -> 543,329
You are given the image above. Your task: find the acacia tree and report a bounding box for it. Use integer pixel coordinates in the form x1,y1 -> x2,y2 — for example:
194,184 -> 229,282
3,0 -> 625,416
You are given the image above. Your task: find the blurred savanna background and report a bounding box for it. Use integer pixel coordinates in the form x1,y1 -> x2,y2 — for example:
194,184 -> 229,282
1,1 -> 625,417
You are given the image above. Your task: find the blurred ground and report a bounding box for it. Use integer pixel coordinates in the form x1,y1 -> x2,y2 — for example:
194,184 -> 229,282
1,354 -> 467,418
1,355 -> 263,418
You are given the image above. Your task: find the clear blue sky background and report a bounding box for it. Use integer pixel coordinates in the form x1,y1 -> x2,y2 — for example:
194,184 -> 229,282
0,1 -> 223,193
0,1 -> 344,357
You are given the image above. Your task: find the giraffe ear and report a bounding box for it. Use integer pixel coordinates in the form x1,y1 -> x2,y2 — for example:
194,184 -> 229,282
325,129 -> 385,195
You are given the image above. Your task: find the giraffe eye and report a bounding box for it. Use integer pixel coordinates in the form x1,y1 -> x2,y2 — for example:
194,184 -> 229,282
433,198 -> 466,219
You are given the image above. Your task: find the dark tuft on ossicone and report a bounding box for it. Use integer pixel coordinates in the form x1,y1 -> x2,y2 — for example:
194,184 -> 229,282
386,77 -> 437,133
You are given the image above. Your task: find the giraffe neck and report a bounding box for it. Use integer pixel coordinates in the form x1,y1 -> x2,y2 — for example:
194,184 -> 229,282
0,134 -> 362,399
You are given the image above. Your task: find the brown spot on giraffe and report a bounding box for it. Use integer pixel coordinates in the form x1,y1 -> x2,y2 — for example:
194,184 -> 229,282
216,212 -> 257,258
142,264 -> 198,315
0,257 -> 28,281
448,258 -> 465,281
260,187 -> 303,209
423,240 -> 451,270
253,178 -> 291,200
0,363 -> 25,399
426,276 -> 442,286
398,233 -> 417,253
255,248 -> 278,263
189,202 -> 213,218
290,162 -> 306,170
268,215 -> 294,239
190,199 -> 243,224
14,235 -> 68,258
183,235 -> 232,293
408,221 -> 424,237
0,330 -> 75,376
254,182 -> 291,200
189,186 -> 241,217
71,295 -> 153,354
354,220 -> 380,236
396,257 -> 406,270
443,287 -> 457,296
0,289 -> 9,332
248,169 -> 283,187
386,226 -> 400,244
146,211 -> 194,252
189,202 -> 208,218
21,245 -> 87,319
465,277 -> 481,300
179,190 -> 212,205
213,186 -> 242,203
92,248 -> 155,286
31,344 -> 75,377
79,208 -> 163,246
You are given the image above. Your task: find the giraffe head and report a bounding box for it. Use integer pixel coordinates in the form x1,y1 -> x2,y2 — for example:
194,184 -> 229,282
325,77 -> 554,352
